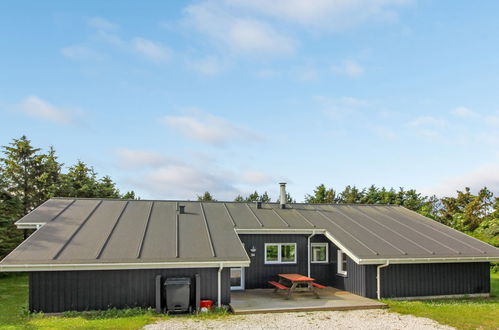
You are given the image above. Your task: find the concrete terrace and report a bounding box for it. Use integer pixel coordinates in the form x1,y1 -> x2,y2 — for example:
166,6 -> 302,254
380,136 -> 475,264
230,287 -> 386,314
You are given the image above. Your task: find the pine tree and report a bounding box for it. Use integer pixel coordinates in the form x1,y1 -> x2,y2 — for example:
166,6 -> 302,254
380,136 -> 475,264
246,191 -> 260,202
0,136 -> 45,215
37,146 -> 62,201
122,190 -> 138,199
58,160 -> 99,197
305,184 -> 336,203
259,192 -> 271,203
197,191 -> 216,201
96,176 -> 121,198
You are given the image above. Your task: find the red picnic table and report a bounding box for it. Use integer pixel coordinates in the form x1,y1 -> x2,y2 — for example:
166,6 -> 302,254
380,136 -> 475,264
268,273 -> 326,299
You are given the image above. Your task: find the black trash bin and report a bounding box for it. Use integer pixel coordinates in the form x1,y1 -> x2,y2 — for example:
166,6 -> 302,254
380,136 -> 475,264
164,277 -> 192,313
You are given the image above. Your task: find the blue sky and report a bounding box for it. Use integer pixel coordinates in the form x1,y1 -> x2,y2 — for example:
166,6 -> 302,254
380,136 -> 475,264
2,0 -> 499,201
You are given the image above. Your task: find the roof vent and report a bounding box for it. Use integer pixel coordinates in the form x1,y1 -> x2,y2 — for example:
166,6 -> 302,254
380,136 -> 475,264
279,182 -> 287,209
255,201 -> 262,209
178,205 -> 185,214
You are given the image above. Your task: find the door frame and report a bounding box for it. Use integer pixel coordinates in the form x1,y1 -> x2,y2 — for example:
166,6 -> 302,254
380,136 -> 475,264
230,267 -> 245,291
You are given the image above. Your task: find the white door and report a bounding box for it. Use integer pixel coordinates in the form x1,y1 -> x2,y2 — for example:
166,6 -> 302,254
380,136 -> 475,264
230,267 -> 245,290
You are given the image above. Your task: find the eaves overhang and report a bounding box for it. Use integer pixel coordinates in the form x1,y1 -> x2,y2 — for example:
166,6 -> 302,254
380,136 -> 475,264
0,260 -> 251,272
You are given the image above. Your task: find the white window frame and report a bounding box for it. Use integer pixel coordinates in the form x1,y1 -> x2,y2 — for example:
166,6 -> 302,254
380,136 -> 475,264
311,242 -> 329,264
337,250 -> 347,276
230,267 -> 245,291
264,243 -> 297,264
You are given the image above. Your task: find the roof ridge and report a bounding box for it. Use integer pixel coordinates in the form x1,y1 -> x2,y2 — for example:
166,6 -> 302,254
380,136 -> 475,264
49,197 -> 402,207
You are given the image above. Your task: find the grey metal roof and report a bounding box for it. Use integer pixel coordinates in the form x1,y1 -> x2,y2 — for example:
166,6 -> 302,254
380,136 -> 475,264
2,198 -> 499,270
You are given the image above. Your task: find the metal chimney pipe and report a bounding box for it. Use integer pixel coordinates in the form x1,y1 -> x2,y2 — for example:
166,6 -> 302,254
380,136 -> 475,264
279,183 -> 287,209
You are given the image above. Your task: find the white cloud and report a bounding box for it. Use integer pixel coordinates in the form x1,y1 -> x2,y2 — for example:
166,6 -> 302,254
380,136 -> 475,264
448,106 -> 499,127
486,115 -> 499,126
184,1 -> 296,56
408,116 -> 446,127
187,56 -> 224,75
17,96 -> 74,124
451,106 -> 479,118
421,163 -> 499,197
240,170 -> 275,185
255,68 -> 279,78
114,148 -> 174,170
88,30 -> 171,64
113,148 -> 278,199
87,17 -> 119,30
293,66 -> 319,82
317,96 -> 368,119
162,110 -> 263,146
226,0 -> 413,29
131,38 -> 171,63
142,165 -> 237,199
61,45 -> 103,61
331,60 -> 364,78
371,126 -> 396,139
93,30 -> 126,48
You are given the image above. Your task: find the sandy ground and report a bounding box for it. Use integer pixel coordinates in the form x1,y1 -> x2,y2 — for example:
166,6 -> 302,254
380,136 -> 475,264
145,309 -> 454,330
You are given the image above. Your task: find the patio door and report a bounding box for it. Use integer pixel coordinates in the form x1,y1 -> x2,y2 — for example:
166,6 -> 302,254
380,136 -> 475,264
230,267 -> 245,290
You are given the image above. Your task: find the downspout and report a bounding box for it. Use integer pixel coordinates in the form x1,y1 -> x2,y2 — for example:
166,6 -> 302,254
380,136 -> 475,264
307,230 -> 317,278
217,263 -> 224,308
376,261 -> 389,300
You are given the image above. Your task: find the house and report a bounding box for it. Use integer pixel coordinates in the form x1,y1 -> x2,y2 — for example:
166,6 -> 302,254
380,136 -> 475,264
1,183 -> 498,313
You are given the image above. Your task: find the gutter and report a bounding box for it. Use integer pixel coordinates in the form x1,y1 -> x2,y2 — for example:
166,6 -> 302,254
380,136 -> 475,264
307,230 -> 317,277
0,260 -> 250,272
217,263 -> 224,308
376,261 -> 389,300
359,256 -> 499,265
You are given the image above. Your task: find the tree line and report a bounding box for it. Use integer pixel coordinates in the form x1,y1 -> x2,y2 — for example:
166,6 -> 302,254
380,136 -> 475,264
1,136 -> 497,261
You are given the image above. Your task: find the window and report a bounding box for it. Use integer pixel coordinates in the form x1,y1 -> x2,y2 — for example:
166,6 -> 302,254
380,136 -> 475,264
337,250 -> 347,276
311,243 -> 328,263
265,243 -> 296,264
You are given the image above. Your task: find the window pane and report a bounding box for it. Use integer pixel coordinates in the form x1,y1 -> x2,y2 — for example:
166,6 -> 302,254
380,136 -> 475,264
281,244 -> 295,262
230,268 -> 242,287
266,245 -> 278,261
342,253 -> 347,269
312,246 -> 326,262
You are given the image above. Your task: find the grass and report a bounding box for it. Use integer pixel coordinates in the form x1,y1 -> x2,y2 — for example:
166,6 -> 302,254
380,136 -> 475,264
0,273 -> 229,329
383,272 -> 499,330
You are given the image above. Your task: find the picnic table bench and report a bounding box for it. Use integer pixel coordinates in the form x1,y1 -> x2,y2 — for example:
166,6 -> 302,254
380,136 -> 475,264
268,273 -> 326,299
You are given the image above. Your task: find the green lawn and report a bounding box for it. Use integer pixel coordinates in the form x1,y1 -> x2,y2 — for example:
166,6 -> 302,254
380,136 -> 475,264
383,272 -> 499,330
1,272 -> 498,329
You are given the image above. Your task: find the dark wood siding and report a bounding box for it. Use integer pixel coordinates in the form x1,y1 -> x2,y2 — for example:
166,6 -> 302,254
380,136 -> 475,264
29,268 -> 230,313
379,262 -> 490,298
239,234 -> 308,289
238,234 -> 491,299
328,240 -> 375,297
238,234 -> 336,289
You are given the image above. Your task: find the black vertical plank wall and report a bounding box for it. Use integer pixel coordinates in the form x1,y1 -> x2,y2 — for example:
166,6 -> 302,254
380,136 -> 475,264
29,268 -> 230,313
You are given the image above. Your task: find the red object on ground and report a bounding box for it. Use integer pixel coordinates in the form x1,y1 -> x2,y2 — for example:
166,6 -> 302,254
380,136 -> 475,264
200,299 -> 213,309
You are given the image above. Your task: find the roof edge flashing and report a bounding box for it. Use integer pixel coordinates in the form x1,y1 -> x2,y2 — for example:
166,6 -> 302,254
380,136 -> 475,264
358,256 -> 499,265
0,260 -> 251,272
